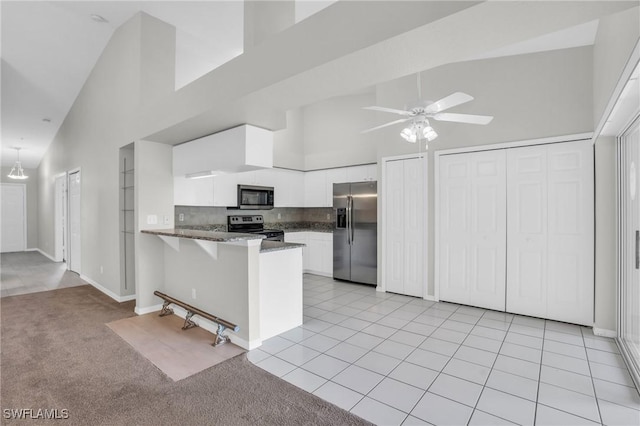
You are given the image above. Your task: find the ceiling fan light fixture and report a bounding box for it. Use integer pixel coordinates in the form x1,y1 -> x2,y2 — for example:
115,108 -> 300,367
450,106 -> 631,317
7,147 -> 28,180
423,126 -> 438,142
400,126 -> 417,143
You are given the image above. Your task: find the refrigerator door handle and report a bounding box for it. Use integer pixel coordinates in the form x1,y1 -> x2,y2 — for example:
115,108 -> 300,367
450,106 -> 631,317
347,195 -> 352,244
350,195 -> 354,243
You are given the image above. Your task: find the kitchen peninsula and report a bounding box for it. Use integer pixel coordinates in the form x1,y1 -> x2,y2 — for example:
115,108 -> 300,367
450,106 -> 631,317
138,228 -> 304,350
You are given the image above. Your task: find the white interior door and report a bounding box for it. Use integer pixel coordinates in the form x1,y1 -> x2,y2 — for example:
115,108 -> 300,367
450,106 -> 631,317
439,150 -> 506,310
384,159 -> 405,294
68,170 -> 81,273
506,145 -> 549,318
1,184 -> 26,253
507,141 -> 594,325
54,175 -> 66,262
620,116 -> 640,384
403,157 -> 424,297
546,141 -> 594,324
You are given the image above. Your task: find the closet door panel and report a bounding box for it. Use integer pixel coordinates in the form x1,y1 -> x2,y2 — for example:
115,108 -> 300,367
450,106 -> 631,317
470,150 -> 507,311
403,158 -> 424,297
546,141 -> 594,325
506,146 -> 548,317
385,160 -> 405,294
439,151 -> 506,310
439,155 -> 472,302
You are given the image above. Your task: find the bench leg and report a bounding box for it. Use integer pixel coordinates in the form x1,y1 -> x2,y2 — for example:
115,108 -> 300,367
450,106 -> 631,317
159,301 -> 174,317
212,323 -> 230,347
182,311 -> 197,330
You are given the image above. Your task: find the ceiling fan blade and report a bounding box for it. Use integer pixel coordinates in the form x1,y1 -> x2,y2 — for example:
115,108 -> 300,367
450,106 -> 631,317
424,92 -> 474,114
363,106 -> 412,116
361,118 -> 411,134
432,112 -> 494,125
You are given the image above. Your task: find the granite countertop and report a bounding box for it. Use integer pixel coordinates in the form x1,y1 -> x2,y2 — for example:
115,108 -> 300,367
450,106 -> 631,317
141,228 -> 264,242
260,241 -> 305,253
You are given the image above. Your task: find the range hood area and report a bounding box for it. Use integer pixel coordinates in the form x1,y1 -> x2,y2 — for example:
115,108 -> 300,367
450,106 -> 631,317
173,124 -> 273,178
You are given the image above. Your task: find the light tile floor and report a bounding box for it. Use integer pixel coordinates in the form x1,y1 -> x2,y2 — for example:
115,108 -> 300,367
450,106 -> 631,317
249,274 -> 640,426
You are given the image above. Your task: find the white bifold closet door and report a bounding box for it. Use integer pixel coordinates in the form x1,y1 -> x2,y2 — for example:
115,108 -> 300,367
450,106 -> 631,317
506,141 -> 594,325
438,150 -> 507,311
385,157 -> 425,297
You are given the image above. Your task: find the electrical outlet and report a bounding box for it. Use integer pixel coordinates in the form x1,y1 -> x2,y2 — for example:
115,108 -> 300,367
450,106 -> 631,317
191,288 -> 197,299
163,215 -> 170,225
277,213 -> 281,220
178,213 -> 184,222
327,213 -> 330,220
100,266 -> 103,274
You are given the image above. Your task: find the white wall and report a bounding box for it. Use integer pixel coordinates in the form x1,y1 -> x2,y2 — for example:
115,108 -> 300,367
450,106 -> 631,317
302,92 -> 378,170
273,108 -> 305,170
1,167 -> 38,249
592,6 -> 640,332
37,13 -> 176,298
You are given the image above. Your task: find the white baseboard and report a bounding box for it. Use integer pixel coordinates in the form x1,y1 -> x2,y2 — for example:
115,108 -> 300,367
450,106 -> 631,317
135,303 -> 163,315
80,274 -> 135,303
30,248 -> 57,262
304,269 -> 332,278
593,327 -> 616,338
423,294 -> 438,302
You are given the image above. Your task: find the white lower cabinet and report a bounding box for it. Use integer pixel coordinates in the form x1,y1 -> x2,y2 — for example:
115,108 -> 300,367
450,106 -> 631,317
437,140 -> 594,325
285,232 -> 333,277
383,156 -> 427,298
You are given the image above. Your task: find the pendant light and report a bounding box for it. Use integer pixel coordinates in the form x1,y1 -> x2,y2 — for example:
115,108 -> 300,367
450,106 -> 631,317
7,147 -> 28,180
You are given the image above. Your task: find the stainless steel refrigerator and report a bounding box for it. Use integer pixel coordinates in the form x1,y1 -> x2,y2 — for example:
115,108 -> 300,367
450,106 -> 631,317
333,181 -> 377,285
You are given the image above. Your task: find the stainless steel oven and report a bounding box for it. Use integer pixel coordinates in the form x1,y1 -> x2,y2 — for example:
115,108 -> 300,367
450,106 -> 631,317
237,185 -> 274,210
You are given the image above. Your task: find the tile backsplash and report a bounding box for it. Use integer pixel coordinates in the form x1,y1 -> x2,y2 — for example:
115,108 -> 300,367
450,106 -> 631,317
175,206 -> 335,231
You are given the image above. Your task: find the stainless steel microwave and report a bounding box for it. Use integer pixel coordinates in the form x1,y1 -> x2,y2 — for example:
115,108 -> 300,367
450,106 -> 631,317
237,185 -> 274,210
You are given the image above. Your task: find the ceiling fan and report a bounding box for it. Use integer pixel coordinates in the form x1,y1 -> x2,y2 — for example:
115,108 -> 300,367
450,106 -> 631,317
362,76 -> 493,145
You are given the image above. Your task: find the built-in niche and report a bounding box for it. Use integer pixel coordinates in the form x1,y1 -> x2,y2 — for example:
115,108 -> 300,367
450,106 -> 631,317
119,144 -> 135,296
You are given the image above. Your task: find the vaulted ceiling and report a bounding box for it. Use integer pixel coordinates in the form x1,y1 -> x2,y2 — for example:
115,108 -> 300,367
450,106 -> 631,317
0,1 -> 633,168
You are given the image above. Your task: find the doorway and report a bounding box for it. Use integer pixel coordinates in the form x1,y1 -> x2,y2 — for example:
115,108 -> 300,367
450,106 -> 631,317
619,115 -> 640,388
54,173 -> 67,262
68,169 -> 81,274
0,183 -> 26,253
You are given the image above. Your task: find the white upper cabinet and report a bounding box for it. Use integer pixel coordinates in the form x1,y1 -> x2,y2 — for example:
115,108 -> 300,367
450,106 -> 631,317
174,176 -> 214,206
304,164 -> 378,208
347,164 -> 377,182
325,168 -> 348,206
274,169 -> 304,207
304,170 -> 328,207
173,125 -> 273,177
212,173 -> 238,207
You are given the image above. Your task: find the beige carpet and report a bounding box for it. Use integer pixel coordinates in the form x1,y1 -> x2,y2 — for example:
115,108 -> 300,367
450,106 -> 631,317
107,313 -> 245,381
0,285 -> 371,425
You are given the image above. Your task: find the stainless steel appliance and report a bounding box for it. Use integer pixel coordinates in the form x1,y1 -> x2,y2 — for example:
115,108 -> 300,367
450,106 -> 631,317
333,181 -> 377,285
237,185 -> 274,210
227,215 -> 284,241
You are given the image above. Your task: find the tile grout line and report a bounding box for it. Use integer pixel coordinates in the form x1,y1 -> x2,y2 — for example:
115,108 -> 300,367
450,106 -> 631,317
583,326 -> 605,425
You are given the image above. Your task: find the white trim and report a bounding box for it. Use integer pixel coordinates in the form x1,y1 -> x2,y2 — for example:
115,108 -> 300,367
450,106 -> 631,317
593,328 -> 616,338
134,303 -> 163,315
67,167 -> 81,274
81,274 -> 134,303
423,294 -> 438,302
54,172 -> 67,263
593,39 -> 640,141
435,133 -> 593,157
34,248 -> 57,262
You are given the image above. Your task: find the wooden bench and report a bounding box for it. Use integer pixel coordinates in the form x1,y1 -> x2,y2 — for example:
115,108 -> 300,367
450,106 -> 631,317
153,290 -> 239,347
